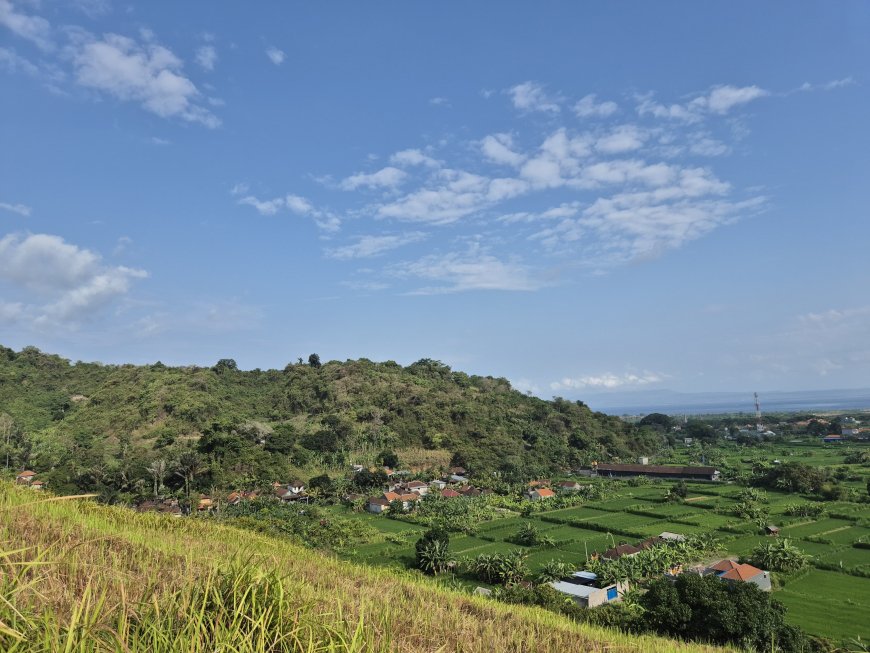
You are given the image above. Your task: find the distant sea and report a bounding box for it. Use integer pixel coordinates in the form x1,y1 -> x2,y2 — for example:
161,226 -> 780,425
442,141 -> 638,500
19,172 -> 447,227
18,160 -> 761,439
582,388 -> 870,417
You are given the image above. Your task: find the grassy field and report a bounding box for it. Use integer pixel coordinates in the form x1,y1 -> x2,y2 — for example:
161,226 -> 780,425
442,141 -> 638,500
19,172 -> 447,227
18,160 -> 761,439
0,483 -> 730,653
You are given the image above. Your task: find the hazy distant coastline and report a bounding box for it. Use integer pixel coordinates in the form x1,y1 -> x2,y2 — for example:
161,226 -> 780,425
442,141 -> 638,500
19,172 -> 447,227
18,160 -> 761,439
585,388 -> 870,416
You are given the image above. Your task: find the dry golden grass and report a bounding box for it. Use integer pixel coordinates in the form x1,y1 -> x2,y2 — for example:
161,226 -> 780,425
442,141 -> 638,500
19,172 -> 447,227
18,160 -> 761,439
0,483 -> 728,652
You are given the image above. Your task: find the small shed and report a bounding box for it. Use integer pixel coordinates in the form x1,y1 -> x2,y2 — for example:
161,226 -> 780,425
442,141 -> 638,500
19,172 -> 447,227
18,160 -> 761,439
765,525 -> 780,536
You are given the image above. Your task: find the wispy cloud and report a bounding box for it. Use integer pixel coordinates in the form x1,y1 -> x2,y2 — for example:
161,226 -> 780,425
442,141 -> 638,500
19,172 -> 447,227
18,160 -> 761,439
266,47 -> 285,65
195,45 -> 217,71
574,93 -> 618,118
389,243 -> 545,294
508,80 -> 561,113
340,166 -> 407,191
0,201 -> 31,216
637,84 -> 769,122
326,232 -> 426,259
389,149 -> 440,168
0,0 -> 53,51
796,76 -> 855,93
237,192 -> 339,232
550,371 -> 665,390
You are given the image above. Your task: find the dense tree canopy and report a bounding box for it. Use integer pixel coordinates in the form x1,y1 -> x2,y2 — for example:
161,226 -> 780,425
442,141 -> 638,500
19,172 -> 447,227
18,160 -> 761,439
0,344 -> 659,500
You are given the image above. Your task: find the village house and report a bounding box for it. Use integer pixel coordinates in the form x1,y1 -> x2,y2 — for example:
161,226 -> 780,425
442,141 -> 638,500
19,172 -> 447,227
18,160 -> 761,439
367,496 -> 391,514
524,487 -> 556,501
405,480 -> 429,496
557,480 -> 582,491
429,479 -> 447,491
30,479 -> 45,490
197,497 -> 214,511
550,571 -> 627,608
705,560 -> 771,591
601,543 -> 642,561
441,488 -> 461,498
15,470 -> 36,485
528,479 -> 551,488
288,480 -> 306,495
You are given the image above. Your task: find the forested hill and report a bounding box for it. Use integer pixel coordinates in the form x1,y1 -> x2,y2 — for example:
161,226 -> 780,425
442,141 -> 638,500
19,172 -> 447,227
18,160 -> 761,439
0,344 -> 660,494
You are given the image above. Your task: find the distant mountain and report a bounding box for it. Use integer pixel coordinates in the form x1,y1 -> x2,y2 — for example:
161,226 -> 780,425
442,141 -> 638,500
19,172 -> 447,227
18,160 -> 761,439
583,387 -> 870,416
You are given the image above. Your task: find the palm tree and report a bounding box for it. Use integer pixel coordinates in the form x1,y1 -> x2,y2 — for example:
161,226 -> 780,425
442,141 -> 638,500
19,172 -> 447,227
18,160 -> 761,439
147,459 -> 167,498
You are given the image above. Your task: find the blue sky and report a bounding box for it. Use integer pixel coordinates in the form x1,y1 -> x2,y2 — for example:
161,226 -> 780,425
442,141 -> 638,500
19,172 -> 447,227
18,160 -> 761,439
1,1 -> 869,398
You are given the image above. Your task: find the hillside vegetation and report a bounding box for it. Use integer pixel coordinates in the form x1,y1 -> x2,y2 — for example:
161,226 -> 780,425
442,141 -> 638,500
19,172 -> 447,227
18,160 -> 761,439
0,483 -> 727,652
0,345 -> 657,497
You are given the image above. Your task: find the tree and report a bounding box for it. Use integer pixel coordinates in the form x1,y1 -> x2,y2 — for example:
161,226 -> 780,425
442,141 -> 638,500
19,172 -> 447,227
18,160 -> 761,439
666,480 -> 688,502
415,529 -> 453,574
308,473 -> 332,495
308,353 -> 322,368
380,450 -> 399,468
146,459 -> 167,499
536,560 -> 574,584
213,359 -> 238,373
509,522 -> 555,547
751,538 -> 810,573
640,573 -> 808,651
174,451 -> 203,500
638,413 -> 674,430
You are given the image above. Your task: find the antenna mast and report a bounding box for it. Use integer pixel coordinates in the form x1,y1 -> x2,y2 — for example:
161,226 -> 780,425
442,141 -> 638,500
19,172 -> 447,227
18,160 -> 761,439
754,392 -> 763,433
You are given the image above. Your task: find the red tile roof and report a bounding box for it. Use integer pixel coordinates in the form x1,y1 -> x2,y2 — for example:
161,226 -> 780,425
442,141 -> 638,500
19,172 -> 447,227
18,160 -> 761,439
535,488 -> 556,498
720,564 -> 764,582
710,559 -> 740,572
441,489 -> 461,498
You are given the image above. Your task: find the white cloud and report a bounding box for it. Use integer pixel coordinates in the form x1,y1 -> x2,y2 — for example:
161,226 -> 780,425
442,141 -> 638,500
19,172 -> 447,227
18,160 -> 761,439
481,133 -> 525,167
390,244 -> 544,294
0,233 -> 147,324
695,85 -> 769,114
798,77 -> 855,93
266,47 -> 285,65
0,0 -> 52,51
637,85 -> 768,122
195,45 -> 217,71
550,371 -> 664,390
0,201 -> 31,216
326,232 -> 426,260
508,81 -> 560,113
376,169 -> 494,224
340,166 -> 407,191
238,195 -> 285,215
531,165 -> 760,262
429,96 -> 450,107
236,193 -> 339,232
284,194 -> 314,214
389,149 -> 440,168
150,136 -> 170,146
73,32 -> 220,127
499,202 -> 581,224
574,94 -> 618,118
688,133 -> 730,157
595,125 -> 647,154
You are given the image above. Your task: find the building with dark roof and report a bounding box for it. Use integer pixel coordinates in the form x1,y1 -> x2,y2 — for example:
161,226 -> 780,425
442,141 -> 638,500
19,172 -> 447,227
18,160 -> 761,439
594,463 -> 719,481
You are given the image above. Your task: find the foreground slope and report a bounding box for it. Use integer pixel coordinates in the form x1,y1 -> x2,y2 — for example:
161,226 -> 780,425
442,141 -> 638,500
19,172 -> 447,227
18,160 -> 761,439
0,484 -> 725,652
